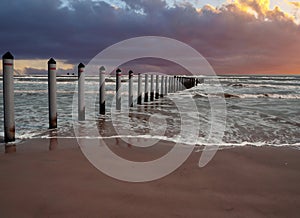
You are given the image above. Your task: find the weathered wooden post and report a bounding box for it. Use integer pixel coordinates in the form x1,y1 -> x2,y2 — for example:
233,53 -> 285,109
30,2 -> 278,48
116,68 -> 122,110
168,76 -> 172,93
144,74 -> 149,102
181,77 -> 183,90
128,70 -> 134,107
2,52 -> 15,142
137,73 -> 142,105
179,77 -> 182,91
155,75 -> 160,99
150,74 -> 154,101
160,75 -> 164,98
48,58 -> 57,129
173,77 -> 175,92
78,63 -> 85,121
165,76 -> 168,95
174,76 -> 178,92
99,66 -> 106,115
173,76 -> 176,92
179,77 -> 182,90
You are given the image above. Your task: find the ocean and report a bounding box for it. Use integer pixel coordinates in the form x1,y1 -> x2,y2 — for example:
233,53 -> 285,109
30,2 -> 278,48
0,75 -> 299,147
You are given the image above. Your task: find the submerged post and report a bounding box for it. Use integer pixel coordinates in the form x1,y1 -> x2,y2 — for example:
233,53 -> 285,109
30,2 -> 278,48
116,68 -> 122,110
160,75 -> 164,98
48,58 -> 57,129
155,75 -> 159,99
128,70 -> 134,107
99,66 -> 106,115
150,74 -> 154,101
144,74 -> 149,102
2,52 -> 15,142
137,73 -> 142,105
78,63 -> 85,121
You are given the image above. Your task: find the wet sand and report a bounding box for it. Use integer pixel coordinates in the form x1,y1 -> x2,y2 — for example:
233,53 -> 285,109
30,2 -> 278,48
0,138 -> 300,217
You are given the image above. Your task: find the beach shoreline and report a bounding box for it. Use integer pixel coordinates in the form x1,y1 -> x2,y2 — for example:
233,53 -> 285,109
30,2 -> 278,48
0,138 -> 300,217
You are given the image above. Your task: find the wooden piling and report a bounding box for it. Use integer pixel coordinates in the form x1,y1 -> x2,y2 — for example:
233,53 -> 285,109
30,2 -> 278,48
160,75 -> 164,98
144,74 -> 149,102
150,74 -> 154,101
2,52 -> 15,142
48,58 -> 57,129
116,68 -> 122,110
128,70 -> 134,107
155,75 -> 160,99
78,63 -> 85,121
99,66 -> 106,115
137,73 -> 142,105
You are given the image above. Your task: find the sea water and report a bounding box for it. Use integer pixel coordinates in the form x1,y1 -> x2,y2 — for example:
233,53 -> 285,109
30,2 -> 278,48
0,75 -> 299,147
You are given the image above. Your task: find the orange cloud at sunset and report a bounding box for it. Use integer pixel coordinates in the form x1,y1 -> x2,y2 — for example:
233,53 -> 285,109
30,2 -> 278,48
230,0 -> 271,17
288,1 -> 300,8
226,0 -> 297,22
192,0 -> 300,74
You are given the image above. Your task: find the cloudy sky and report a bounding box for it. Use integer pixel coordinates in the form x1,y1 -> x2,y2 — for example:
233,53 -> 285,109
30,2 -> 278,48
0,0 -> 299,75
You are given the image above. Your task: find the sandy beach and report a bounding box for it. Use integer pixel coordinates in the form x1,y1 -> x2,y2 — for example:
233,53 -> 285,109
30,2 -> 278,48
0,138 -> 300,217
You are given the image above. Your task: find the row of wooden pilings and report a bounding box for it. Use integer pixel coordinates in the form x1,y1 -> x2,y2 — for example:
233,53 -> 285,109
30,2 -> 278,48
1,52 -> 200,143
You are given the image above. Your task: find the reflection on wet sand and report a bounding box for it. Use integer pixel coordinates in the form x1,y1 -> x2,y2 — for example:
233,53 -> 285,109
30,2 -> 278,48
5,144 -> 16,154
49,130 -> 58,151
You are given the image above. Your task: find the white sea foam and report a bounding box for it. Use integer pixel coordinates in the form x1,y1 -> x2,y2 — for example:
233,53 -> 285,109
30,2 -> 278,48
37,135 -> 300,148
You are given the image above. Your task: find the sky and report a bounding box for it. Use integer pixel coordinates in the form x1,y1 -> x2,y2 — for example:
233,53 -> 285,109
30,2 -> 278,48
0,0 -> 300,75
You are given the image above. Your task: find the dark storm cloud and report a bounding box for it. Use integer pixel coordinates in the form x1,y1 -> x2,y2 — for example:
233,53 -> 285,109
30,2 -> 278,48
0,0 -> 149,61
0,0 -> 299,74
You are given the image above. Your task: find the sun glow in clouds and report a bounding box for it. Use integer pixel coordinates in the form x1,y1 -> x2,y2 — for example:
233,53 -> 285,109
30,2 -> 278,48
233,0 -> 270,16
0,59 -> 73,75
228,0 -> 300,23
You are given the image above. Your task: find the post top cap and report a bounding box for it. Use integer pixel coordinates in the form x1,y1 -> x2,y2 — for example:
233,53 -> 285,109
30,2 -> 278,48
48,58 -> 56,64
78,63 -> 85,68
129,70 -> 133,74
99,66 -> 105,72
2,51 -> 14,59
116,68 -> 121,73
